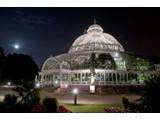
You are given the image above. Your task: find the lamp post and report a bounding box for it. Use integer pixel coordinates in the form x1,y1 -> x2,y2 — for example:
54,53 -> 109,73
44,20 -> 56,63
73,88 -> 78,105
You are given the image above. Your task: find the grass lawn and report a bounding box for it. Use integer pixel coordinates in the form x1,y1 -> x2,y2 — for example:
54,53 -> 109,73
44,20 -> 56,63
63,103 -> 123,113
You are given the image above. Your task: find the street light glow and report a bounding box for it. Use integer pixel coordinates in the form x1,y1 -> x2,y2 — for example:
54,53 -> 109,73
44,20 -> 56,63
115,52 -> 119,57
73,88 -> 78,95
72,88 -> 78,105
7,82 -> 11,86
55,80 -> 58,84
65,84 -> 68,88
35,83 -> 40,88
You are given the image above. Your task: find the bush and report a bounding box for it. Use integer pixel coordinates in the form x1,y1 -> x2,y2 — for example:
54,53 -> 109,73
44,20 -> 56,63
122,97 -> 141,112
3,94 -> 18,112
142,76 -> 160,112
43,97 -> 59,112
4,94 -> 17,105
29,89 -> 41,106
0,102 -> 5,112
122,97 -> 130,109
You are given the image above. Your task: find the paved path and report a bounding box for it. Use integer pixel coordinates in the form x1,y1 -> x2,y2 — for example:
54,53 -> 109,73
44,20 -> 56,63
41,89 -> 140,104
0,87 -> 141,104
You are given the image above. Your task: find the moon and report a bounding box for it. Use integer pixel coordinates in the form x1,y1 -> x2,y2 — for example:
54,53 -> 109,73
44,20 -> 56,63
14,44 -> 20,49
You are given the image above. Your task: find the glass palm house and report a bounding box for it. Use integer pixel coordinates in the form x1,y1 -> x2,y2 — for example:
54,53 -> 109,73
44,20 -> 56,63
35,22 -> 157,93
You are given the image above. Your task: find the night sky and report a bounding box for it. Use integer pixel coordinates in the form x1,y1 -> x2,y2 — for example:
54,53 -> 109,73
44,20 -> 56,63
0,8 -> 160,66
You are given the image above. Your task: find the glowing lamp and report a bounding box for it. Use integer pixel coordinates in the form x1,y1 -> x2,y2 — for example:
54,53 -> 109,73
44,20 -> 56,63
55,80 -> 58,84
65,84 -> 68,88
73,88 -> 78,95
72,88 -> 78,105
115,52 -> 119,57
7,82 -> 11,86
35,83 -> 40,88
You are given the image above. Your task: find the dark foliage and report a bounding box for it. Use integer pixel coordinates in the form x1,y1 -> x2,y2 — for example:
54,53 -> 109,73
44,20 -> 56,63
43,97 -> 59,112
0,86 -> 42,112
87,53 -> 116,71
97,53 -> 116,69
14,86 -> 41,106
122,97 -> 142,112
3,53 -> 39,85
0,94 -> 17,112
122,76 -> 160,112
141,76 -> 160,112
88,53 -> 97,75
0,47 -> 5,83
122,97 -> 130,109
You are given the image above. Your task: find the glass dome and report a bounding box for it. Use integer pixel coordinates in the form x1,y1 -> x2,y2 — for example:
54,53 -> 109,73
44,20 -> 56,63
42,57 -> 60,70
69,23 -> 124,54
42,55 -> 71,71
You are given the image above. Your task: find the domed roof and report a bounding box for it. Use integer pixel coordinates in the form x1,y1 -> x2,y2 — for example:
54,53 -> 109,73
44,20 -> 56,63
69,23 -> 124,54
87,24 -> 103,33
42,54 -> 71,71
42,57 -> 60,71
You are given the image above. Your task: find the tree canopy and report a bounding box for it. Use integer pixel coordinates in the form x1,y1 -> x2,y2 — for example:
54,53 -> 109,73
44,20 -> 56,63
0,47 -> 5,83
3,53 -> 39,86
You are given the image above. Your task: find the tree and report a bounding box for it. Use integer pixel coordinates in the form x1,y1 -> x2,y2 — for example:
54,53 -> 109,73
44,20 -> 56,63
97,53 -> 116,69
13,86 -> 41,112
122,97 -> 142,112
0,47 -> 6,83
132,58 -> 154,71
43,98 -> 59,112
122,76 -> 160,112
0,86 -> 42,112
88,53 -> 97,75
140,76 -> 160,112
3,94 -> 18,112
3,53 -> 39,87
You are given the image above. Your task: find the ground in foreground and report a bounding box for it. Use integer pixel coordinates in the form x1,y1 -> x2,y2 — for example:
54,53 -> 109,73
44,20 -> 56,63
63,103 -> 122,113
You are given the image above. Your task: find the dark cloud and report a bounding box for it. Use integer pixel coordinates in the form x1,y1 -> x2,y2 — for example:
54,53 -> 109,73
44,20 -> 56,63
12,10 -> 54,30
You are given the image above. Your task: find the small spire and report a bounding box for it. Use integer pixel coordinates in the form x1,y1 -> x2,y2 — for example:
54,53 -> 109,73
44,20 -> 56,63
93,18 -> 96,24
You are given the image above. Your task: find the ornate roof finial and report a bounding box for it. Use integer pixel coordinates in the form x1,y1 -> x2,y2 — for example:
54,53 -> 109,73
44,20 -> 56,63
93,18 -> 96,24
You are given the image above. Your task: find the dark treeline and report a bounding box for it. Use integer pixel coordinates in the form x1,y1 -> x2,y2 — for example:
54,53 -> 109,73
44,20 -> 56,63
0,46 -> 39,86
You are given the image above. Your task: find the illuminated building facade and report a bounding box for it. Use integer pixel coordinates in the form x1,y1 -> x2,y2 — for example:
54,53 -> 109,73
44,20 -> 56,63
36,22 -> 157,93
